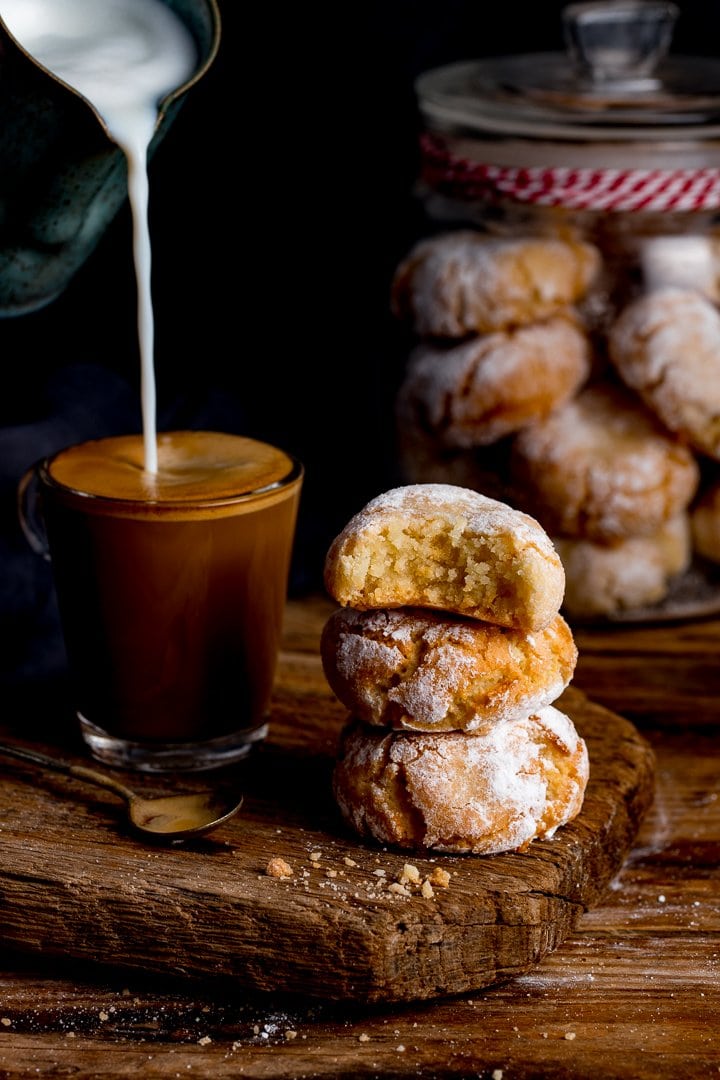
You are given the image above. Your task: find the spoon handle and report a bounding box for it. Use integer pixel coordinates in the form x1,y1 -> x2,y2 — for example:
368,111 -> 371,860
0,742 -> 135,801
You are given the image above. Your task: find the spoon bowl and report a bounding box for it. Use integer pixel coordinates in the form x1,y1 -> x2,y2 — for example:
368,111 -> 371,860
0,742 -> 243,841
127,789 -> 243,839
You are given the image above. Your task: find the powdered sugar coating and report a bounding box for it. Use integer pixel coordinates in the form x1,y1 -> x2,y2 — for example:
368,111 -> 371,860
391,230 -> 601,338
332,706 -> 589,854
608,286 -> 720,460
397,314 -> 591,448
321,606 -> 577,732
511,382 -> 699,541
639,235 -> 720,301
323,484 -> 565,631
554,513 -> 691,617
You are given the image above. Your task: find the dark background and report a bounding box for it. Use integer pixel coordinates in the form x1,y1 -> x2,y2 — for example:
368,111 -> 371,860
2,0 -> 720,689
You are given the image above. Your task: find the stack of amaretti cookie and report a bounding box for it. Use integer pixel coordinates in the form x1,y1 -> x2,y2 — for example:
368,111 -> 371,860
391,229 -> 712,618
320,482 -> 589,856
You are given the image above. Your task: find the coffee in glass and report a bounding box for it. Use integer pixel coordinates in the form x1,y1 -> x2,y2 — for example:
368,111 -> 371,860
24,430 -> 303,771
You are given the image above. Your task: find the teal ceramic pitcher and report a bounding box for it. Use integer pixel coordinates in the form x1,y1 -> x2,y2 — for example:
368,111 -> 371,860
0,0 -> 221,316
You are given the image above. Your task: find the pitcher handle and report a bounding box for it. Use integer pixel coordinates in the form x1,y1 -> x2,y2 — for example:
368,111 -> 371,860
17,463 -> 50,560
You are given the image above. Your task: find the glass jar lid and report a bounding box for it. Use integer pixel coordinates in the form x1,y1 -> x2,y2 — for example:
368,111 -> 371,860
417,1 -> 720,142
416,2 -> 720,213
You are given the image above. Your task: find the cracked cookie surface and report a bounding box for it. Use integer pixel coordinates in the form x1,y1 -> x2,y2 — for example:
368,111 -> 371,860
321,607 -> 577,732
332,707 -> 589,854
511,382 -> 699,542
391,230 -> 601,338
608,286 -> 720,461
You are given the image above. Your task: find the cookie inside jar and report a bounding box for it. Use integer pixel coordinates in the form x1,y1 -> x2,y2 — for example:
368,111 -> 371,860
392,0 -> 720,623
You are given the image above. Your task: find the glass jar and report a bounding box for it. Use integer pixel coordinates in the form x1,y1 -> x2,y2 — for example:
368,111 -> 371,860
392,0 -> 720,622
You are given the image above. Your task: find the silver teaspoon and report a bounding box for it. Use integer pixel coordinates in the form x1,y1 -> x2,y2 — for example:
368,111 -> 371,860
0,742 -> 243,841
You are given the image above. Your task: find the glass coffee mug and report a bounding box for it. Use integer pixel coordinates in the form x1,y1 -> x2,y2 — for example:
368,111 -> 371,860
19,431 -> 303,772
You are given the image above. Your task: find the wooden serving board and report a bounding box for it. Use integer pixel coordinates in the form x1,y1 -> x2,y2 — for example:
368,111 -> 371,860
0,601 -> 655,1005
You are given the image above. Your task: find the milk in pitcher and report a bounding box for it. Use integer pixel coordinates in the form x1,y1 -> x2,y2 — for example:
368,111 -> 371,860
1,0 -> 197,472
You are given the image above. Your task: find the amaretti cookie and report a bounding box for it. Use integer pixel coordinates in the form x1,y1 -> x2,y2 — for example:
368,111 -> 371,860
320,607 -> 577,733
608,286 -> 720,460
554,514 -> 691,618
395,314 -> 591,448
332,707 -> 589,855
391,230 -> 601,338
639,235 -> 720,302
323,484 -> 566,632
511,382 -> 700,542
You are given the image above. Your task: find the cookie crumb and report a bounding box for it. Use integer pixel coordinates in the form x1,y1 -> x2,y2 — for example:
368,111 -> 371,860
344,857 -> 358,867
309,851 -> 322,862
266,857 -> 293,879
564,1031 -> 577,1041
198,1036 -> 211,1046
399,863 -> 421,885
493,1070 -> 504,1080
285,1030 -> 298,1041
0,1019 -> 11,1028
429,867 -> 451,888
389,882 -> 410,896
421,879 -> 435,899
358,1033 -> 370,1043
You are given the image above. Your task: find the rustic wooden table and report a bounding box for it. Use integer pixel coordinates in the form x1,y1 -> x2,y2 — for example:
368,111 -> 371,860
0,594 -> 718,1079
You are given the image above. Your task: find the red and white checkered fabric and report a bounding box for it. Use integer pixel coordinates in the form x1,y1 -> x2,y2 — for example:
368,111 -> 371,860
420,133 -> 720,212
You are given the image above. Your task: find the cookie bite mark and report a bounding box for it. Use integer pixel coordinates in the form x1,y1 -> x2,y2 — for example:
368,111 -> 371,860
323,484 -> 565,632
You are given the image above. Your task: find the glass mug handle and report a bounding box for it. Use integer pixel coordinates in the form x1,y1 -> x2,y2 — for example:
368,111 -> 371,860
17,462 -> 51,560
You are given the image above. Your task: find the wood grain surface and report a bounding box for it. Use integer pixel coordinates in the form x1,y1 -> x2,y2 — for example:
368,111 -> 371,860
0,596 -> 653,1005
0,594 -> 718,1078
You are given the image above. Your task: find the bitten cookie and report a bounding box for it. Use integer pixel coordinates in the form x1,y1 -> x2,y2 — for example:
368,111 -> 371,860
332,706 -> 589,855
511,381 -> 700,542
391,230 -> 601,338
554,514 -> 691,618
608,286 -> 720,460
321,607 -> 577,733
396,314 -> 591,448
323,484 -> 565,631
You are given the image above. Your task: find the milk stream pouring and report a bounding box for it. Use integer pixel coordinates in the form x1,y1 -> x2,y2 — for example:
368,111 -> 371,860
1,0 -> 197,473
